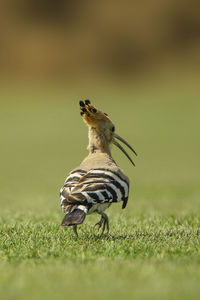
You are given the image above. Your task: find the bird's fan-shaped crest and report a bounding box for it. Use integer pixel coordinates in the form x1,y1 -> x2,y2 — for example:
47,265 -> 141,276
79,99 -> 111,126
79,99 -> 137,166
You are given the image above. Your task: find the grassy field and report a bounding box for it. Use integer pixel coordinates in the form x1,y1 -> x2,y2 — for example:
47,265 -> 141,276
0,80 -> 200,299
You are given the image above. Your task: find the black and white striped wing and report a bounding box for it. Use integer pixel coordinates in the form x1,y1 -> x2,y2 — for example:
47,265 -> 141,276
60,169 -> 87,209
60,168 -> 129,210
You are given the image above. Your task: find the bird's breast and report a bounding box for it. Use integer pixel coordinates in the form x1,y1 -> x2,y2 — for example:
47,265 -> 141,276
87,203 -> 111,215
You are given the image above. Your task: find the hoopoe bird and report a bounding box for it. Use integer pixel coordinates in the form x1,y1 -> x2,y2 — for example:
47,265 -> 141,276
60,100 -> 137,236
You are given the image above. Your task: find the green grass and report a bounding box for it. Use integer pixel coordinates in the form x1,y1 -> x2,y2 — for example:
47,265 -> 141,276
0,81 -> 200,299
0,212 -> 199,300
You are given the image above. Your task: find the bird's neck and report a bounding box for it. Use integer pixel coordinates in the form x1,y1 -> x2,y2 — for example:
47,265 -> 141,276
87,127 -> 111,156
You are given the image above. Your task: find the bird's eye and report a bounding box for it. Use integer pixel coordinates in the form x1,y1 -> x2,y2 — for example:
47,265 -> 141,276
111,126 -> 115,132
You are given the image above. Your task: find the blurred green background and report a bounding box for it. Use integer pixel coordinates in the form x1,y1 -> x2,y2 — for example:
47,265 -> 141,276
0,1 -> 200,300
0,81 -> 200,214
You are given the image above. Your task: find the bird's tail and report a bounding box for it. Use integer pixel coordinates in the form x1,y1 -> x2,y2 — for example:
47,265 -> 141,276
61,205 -> 88,226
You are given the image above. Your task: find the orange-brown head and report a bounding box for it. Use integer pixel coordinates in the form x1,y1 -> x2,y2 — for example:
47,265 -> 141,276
79,100 -> 137,166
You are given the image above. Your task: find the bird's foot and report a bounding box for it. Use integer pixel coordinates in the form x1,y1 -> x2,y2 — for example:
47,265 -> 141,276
94,213 -> 109,236
73,225 -> 78,237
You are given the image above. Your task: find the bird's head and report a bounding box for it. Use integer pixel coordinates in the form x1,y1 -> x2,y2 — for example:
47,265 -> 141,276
79,100 -> 137,166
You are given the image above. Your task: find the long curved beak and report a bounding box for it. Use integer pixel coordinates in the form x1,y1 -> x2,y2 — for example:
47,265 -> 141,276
113,133 -> 137,166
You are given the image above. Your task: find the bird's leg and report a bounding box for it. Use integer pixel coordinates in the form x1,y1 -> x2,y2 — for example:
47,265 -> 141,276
72,224 -> 78,237
101,213 -> 109,235
94,213 -> 109,235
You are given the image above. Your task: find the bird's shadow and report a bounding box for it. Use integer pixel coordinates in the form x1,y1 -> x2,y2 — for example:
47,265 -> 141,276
85,230 -> 187,241
87,233 -> 138,241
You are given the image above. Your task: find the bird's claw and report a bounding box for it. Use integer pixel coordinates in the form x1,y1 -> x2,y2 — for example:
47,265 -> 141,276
94,221 -> 103,231
94,214 -> 109,236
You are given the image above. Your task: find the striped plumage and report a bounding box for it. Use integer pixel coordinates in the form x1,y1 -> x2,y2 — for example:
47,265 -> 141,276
60,100 -> 137,236
60,167 -> 129,210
